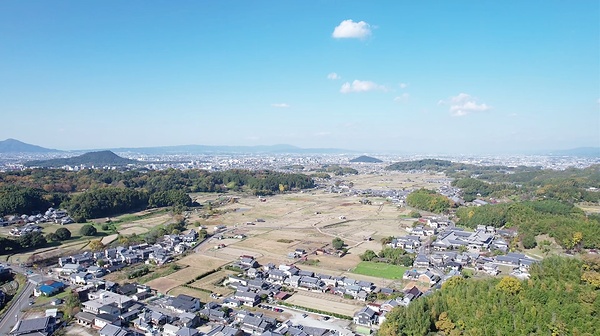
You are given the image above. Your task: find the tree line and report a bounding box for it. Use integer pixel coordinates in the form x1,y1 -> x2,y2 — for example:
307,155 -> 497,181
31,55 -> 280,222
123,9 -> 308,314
406,188 -> 452,213
455,200 -> 600,249
379,256 -> 600,336
0,168 -> 315,219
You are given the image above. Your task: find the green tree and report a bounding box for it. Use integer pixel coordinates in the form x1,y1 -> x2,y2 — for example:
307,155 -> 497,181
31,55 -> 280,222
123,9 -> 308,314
46,232 -> 59,242
55,227 -> 72,241
80,224 -> 97,236
522,234 -> 537,249
18,232 -> 46,249
380,236 -> 394,245
408,211 -> 421,218
360,250 -> 378,261
332,237 -> 345,250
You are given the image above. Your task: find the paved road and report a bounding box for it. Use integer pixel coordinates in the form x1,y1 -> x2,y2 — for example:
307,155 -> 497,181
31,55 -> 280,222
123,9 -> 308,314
0,279 -> 35,335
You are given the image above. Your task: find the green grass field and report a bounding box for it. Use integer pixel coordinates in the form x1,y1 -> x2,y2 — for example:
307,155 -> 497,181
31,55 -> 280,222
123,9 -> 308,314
352,261 -> 409,279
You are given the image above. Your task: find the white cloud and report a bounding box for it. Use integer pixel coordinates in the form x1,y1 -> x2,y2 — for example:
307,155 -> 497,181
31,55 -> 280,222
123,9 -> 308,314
332,19 -> 372,39
327,72 -> 341,80
399,83 -> 408,89
394,93 -> 410,103
271,103 -> 290,108
439,93 -> 491,117
340,80 -> 386,93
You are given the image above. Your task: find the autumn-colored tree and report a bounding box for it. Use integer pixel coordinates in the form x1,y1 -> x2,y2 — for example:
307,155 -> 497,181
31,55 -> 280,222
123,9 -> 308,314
581,271 -> 600,289
88,239 -> 105,251
380,236 -> 394,245
495,276 -> 522,295
435,312 -> 456,334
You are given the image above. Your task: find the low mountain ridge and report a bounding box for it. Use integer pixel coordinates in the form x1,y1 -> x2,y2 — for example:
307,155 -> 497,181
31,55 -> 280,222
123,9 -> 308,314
350,155 -> 383,163
0,138 -> 60,153
25,150 -> 138,167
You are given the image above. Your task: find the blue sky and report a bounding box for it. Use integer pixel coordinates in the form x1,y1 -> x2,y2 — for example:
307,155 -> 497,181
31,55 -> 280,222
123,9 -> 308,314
0,1 -> 598,154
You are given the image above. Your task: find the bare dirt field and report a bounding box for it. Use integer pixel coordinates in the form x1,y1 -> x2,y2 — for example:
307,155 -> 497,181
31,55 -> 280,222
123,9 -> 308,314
146,277 -> 182,294
118,213 -> 174,235
177,254 -> 230,270
186,172 -> 444,301
65,325 -> 96,336
168,286 -> 213,302
189,270 -> 236,296
286,292 -> 363,317
145,254 -> 232,293
101,234 -> 118,245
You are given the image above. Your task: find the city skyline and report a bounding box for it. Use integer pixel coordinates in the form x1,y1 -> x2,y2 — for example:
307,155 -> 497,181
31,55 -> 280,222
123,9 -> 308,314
1,1 -> 598,154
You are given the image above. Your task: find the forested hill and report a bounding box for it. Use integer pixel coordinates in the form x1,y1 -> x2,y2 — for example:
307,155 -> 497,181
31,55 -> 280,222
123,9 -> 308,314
0,138 -> 59,153
379,256 -> 600,335
349,155 -> 383,163
0,168 -> 315,220
385,159 -> 453,171
25,150 -> 138,167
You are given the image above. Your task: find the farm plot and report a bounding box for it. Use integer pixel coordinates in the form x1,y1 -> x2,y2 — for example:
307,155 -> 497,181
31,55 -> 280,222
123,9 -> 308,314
167,286 -> 212,302
189,270 -> 236,296
285,293 -> 362,317
347,171 -> 449,191
352,261 -> 408,280
146,278 -> 182,294
235,231 -> 329,260
118,213 -> 174,235
177,254 -> 229,270
147,254 -> 229,294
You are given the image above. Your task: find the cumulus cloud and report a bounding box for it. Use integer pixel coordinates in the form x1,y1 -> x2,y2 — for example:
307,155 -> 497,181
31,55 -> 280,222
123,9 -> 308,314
394,93 -> 410,103
332,19 -> 372,39
439,93 -> 491,117
271,103 -> 290,108
340,80 -> 386,93
327,72 -> 341,80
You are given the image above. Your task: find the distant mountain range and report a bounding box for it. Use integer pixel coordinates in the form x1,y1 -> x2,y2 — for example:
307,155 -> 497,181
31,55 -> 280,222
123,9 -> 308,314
349,155 -> 383,163
25,151 -> 138,167
2,138 -> 599,157
110,144 -> 354,154
0,138 -> 60,153
546,147 -> 600,157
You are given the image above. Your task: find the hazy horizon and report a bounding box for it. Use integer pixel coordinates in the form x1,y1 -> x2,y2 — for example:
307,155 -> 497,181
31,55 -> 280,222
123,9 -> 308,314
1,1 -> 598,154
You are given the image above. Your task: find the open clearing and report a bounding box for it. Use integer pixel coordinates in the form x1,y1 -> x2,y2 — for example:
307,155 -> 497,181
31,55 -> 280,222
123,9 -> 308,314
285,292 -> 363,317
118,213 -> 174,235
189,270 -> 236,296
168,286 -> 213,302
352,261 -> 409,280
146,277 -> 184,294
186,171 -> 445,306
145,254 -> 231,294
177,254 -> 230,270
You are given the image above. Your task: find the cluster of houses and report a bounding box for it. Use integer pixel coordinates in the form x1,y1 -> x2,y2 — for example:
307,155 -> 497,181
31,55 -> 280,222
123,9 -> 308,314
57,229 -> 201,280
9,223 -> 44,236
19,274 -> 342,336
15,233 -> 342,336
389,216 -> 515,255
353,285 -> 424,328
1,207 -> 74,228
230,259 -> 379,303
437,185 -> 464,206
